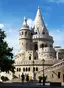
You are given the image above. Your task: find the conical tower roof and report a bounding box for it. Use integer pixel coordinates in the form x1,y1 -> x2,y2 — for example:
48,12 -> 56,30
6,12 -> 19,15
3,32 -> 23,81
21,17 -> 29,30
34,7 -> 49,35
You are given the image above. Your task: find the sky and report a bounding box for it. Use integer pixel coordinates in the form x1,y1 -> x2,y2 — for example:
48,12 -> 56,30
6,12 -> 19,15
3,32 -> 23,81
0,0 -> 64,55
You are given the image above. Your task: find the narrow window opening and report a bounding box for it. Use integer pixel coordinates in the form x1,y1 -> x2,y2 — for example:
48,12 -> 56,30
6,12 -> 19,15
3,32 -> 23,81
29,56 -> 31,60
19,68 -> 21,72
36,67 -> 38,71
33,67 -> 35,71
40,44 -> 44,48
58,72 -> 60,78
22,32 -> 23,35
23,68 -> 25,72
34,43 -> 38,51
25,31 -> 27,36
28,67 -> 30,71
26,68 -> 27,71
17,68 -> 18,71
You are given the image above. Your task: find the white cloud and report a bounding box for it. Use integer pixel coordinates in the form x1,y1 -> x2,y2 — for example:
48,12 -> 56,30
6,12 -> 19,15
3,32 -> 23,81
0,24 -> 4,29
48,0 -> 64,4
27,18 -> 34,28
56,30 -> 60,32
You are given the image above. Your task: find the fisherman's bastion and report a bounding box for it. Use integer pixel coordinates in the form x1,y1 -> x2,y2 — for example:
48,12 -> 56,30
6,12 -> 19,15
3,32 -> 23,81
0,7 -> 64,83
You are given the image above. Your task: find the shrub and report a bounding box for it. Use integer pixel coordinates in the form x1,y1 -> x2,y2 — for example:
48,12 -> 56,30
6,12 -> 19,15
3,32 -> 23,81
1,76 -> 9,81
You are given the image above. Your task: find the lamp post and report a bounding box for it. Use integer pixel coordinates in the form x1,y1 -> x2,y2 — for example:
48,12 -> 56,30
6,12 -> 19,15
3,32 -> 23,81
42,59 -> 45,86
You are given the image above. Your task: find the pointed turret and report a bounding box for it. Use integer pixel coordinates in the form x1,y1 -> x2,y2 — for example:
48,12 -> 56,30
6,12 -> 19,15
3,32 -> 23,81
34,7 -> 49,35
21,17 -> 29,30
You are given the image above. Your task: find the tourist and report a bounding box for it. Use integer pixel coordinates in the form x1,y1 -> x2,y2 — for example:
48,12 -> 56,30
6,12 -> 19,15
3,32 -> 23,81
21,73 -> 25,83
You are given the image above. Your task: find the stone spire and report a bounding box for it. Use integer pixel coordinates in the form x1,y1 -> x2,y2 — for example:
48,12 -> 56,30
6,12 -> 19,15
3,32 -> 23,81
34,7 -> 44,27
34,7 -> 49,35
21,17 -> 29,29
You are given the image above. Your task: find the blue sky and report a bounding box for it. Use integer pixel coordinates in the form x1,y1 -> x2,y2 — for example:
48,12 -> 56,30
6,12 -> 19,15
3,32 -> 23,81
0,0 -> 64,54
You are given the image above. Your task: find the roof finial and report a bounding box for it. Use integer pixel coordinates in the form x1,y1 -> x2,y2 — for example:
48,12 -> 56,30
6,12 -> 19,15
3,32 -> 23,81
23,16 -> 27,26
24,16 -> 27,21
21,16 -> 29,29
38,6 -> 40,9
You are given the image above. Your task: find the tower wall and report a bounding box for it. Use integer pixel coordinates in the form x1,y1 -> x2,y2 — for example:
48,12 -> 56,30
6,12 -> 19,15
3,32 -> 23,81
19,29 -> 32,51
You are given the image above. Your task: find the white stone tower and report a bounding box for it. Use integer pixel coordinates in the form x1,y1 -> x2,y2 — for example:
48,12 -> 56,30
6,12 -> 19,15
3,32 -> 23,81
33,7 -> 56,60
19,17 -> 32,51
14,7 -> 56,80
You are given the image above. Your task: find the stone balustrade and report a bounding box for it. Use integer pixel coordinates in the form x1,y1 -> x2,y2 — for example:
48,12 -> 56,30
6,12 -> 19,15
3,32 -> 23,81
32,35 -> 53,41
36,60 -> 64,75
14,59 -> 54,66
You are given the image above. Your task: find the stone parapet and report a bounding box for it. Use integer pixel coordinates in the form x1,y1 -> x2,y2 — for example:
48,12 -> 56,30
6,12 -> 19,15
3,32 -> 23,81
14,59 -> 55,66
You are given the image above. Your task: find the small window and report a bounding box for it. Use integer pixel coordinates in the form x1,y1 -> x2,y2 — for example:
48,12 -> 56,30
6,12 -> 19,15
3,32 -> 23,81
19,68 -> 21,72
28,67 -> 30,71
25,31 -> 27,36
22,32 -> 23,35
29,56 -> 31,60
17,68 -> 18,72
34,43 -> 38,51
31,33 -> 33,35
23,68 -> 25,71
35,32 -> 37,34
40,44 -> 44,48
58,72 -> 60,78
33,67 -> 35,71
26,68 -> 27,71
36,67 -> 38,71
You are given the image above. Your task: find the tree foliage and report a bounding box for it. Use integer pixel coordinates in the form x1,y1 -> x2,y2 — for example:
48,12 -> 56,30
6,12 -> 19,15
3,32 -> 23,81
0,29 -> 15,73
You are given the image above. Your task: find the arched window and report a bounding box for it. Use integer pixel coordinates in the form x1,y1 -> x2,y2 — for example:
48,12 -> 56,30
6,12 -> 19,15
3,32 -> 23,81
40,44 -> 44,48
28,67 -> 30,71
23,68 -> 25,71
33,67 -> 35,71
17,68 -> 18,72
36,67 -> 38,71
19,68 -> 21,72
26,68 -> 27,71
58,72 -> 60,78
34,43 -> 38,51
25,31 -> 27,36
22,31 -> 23,35
29,56 -> 31,60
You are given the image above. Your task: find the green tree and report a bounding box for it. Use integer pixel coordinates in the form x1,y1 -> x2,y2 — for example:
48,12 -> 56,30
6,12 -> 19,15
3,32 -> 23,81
0,29 -> 15,73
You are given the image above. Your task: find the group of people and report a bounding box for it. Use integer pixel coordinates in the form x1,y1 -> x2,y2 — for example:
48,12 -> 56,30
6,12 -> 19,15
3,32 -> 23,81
21,73 -> 29,82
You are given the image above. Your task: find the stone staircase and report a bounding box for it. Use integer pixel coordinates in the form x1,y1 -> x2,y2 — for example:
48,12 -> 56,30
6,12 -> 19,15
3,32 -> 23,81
36,60 -> 64,76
